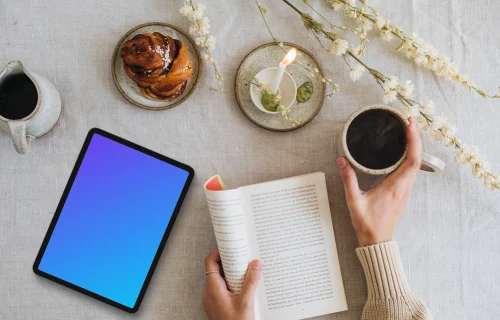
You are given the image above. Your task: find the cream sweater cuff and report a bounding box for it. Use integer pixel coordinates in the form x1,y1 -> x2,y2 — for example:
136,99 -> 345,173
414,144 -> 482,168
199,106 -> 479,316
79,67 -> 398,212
356,241 -> 412,301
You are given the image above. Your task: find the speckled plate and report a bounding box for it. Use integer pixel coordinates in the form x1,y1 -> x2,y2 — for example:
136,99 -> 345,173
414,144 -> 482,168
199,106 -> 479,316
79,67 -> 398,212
112,22 -> 201,110
235,42 -> 326,131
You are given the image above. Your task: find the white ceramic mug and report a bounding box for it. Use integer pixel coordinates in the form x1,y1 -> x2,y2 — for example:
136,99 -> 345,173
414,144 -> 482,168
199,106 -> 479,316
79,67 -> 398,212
337,104 -> 445,175
0,61 -> 61,154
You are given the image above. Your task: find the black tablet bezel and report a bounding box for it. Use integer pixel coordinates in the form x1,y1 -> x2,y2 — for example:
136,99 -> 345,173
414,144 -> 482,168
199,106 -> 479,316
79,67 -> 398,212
33,128 -> 194,313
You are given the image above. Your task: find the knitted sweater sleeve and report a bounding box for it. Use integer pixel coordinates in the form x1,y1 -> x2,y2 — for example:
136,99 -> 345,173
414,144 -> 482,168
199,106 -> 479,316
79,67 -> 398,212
356,241 -> 432,320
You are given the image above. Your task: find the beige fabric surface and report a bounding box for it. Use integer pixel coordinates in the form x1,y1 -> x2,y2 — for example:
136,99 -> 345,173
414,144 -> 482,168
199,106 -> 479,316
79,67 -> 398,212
1,0 -> 500,319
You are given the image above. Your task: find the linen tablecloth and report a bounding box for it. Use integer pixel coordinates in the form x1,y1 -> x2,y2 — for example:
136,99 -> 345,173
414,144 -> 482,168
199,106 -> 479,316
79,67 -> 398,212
1,0 -> 500,319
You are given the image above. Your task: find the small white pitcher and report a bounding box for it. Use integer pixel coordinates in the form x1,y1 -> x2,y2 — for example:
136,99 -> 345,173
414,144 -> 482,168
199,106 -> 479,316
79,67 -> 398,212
0,61 -> 61,154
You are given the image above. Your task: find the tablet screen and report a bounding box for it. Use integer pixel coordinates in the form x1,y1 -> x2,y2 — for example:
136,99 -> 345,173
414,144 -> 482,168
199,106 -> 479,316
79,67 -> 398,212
35,130 -> 193,311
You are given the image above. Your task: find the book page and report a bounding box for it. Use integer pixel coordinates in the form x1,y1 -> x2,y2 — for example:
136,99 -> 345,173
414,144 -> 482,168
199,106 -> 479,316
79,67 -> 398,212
241,172 -> 347,320
204,187 -> 250,293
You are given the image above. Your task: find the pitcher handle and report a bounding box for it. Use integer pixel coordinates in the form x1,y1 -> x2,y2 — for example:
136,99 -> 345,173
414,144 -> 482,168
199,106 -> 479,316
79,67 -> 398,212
8,121 -> 31,154
421,152 -> 445,172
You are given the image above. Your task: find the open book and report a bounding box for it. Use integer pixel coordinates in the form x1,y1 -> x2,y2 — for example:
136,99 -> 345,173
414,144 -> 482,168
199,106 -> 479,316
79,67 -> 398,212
204,172 -> 347,320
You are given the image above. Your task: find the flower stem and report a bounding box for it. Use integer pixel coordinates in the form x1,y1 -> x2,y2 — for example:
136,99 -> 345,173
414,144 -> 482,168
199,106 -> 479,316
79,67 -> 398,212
281,0 -> 302,14
255,0 -> 278,42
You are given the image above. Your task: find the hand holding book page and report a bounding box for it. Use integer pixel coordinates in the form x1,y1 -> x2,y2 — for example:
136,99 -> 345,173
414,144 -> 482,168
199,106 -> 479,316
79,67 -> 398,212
204,172 -> 347,320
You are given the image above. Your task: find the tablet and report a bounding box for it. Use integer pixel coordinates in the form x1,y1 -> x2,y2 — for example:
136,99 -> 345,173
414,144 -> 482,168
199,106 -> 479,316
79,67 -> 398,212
33,128 -> 194,313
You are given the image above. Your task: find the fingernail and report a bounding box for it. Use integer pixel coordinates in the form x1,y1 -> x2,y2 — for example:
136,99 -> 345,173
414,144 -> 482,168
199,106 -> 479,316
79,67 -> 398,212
251,260 -> 262,270
409,117 -> 416,131
336,157 -> 347,169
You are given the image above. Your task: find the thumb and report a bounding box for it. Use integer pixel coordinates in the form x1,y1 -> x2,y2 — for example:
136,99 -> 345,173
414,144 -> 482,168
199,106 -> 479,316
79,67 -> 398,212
336,157 -> 361,202
240,260 -> 262,306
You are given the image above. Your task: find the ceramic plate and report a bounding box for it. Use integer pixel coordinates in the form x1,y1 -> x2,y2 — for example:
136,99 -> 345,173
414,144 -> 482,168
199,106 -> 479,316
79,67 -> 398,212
112,22 -> 201,110
235,42 -> 326,131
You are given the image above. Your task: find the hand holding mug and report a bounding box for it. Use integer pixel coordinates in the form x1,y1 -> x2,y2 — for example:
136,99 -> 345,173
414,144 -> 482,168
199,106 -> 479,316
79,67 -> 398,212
337,117 -> 422,247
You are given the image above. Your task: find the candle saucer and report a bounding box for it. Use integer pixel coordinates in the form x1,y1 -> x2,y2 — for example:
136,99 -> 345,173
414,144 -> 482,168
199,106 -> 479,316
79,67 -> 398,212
235,42 -> 326,132
250,68 -> 297,114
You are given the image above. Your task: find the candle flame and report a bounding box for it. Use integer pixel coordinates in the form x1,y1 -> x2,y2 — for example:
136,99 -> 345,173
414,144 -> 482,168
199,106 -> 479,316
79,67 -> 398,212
281,48 -> 297,65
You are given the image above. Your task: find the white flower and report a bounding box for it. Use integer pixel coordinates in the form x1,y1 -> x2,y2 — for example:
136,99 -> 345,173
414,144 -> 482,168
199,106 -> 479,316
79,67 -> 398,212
345,7 -> 358,18
483,174 -> 496,190
327,39 -> 349,56
446,62 -> 458,79
427,59 -> 438,71
398,105 -> 420,118
361,17 -> 373,31
349,64 -> 365,81
401,39 -> 413,51
458,74 -> 472,87
420,99 -> 436,115
429,115 -> 447,131
382,90 -> 397,104
440,121 -> 457,139
412,33 -> 424,46
374,18 -> 385,29
179,2 -> 205,21
414,54 -> 428,66
428,130 -> 446,143
380,28 -> 393,41
189,17 -> 210,36
435,59 -> 449,77
329,0 -> 344,11
181,1 -> 222,92
179,4 -> 192,18
416,117 -> 429,130
427,129 -> 439,139
350,46 -> 361,57
471,156 -> 491,178
195,35 -> 216,50
454,145 -> 479,164
422,44 -> 438,58
382,76 -> 399,92
405,47 -> 420,59
399,80 -> 415,98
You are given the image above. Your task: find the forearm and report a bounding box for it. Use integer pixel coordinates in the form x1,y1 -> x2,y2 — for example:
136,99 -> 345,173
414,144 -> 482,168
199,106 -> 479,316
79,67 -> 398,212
356,241 -> 432,320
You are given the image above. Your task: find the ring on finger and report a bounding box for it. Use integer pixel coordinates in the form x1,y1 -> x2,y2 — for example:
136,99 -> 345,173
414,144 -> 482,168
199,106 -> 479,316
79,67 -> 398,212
205,270 -> 220,276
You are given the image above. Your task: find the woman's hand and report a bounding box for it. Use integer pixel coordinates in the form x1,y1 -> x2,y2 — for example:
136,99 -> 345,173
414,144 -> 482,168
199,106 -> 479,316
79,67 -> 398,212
336,117 -> 422,247
202,250 -> 262,320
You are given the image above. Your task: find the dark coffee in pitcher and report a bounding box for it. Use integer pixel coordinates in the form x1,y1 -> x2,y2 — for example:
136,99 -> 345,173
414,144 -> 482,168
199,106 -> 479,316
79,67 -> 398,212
0,74 -> 38,120
346,109 -> 407,170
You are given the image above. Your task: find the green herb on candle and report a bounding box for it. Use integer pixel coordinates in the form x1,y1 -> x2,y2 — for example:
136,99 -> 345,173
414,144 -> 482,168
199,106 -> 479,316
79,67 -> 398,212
261,93 -> 279,112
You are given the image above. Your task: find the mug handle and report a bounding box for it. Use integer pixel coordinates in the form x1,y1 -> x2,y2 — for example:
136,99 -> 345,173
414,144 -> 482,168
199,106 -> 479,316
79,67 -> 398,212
421,152 -> 445,172
8,121 -> 31,154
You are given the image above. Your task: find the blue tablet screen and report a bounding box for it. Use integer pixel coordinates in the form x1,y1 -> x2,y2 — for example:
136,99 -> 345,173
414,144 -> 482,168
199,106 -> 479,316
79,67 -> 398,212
38,133 -> 190,308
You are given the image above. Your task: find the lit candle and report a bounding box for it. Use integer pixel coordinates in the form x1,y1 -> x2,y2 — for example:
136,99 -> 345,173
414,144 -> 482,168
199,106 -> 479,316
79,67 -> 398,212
270,48 -> 297,94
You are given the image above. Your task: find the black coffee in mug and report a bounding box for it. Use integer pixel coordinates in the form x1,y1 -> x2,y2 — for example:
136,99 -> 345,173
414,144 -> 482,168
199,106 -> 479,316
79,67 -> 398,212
346,109 -> 407,170
0,74 -> 38,120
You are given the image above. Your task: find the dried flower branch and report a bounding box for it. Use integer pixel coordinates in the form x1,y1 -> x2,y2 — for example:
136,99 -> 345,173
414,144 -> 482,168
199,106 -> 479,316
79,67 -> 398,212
327,0 -> 500,99
180,0 -> 223,91
274,0 -> 500,190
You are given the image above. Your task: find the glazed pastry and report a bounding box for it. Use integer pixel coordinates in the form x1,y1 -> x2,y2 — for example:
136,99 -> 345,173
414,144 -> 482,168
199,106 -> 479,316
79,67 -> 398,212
120,33 -> 191,101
